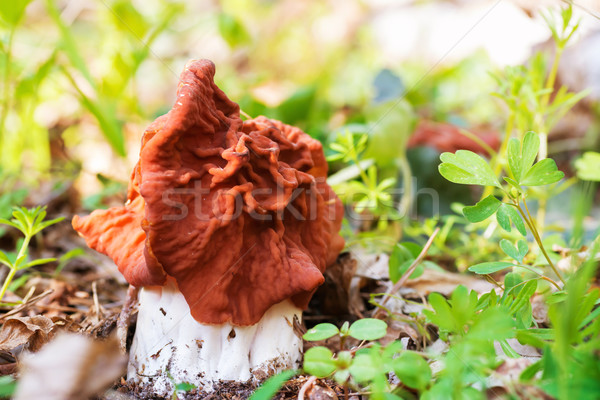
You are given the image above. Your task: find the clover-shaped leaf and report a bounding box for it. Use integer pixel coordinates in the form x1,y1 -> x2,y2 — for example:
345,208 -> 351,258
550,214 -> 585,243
520,158 -> 564,186
462,195 -> 502,223
348,318 -> 387,341
496,204 -> 526,236
303,347 -> 337,377
507,132 -> 563,186
508,131 -> 539,183
468,261 -> 515,274
439,151 -> 501,188
303,323 -> 339,341
348,353 -> 378,384
393,352 -> 432,391
500,239 -> 528,263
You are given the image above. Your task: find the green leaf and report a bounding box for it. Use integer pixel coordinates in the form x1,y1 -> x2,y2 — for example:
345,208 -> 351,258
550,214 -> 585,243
520,360 -> 543,381
468,307 -> 515,341
0,218 -> 21,232
520,132 -> 541,179
303,323 -> 339,341
503,177 -> 521,191
574,151 -> 600,181
392,259 -> 425,282
19,257 -> 56,270
174,382 -> 196,392
462,195 -> 502,223
333,369 -> 350,385
439,150 -> 500,188
507,138 -> 523,181
218,12 -> 251,48
468,261 -> 514,274
521,158 -> 564,186
0,0 -> 32,27
303,347 -> 336,378
389,242 -> 423,283
0,376 -> 16,397
33,216 -> 64,235
507,132 -> 545,185
348,318 -> 387,341
348,353 -> 378,383
393,352 -> 431,391
500,239 -> 528,263
8,273 -> 29,293
249,370 -> 297,400
276,86 -> 317,126
0,251 -> 13,268
496,203 -> 527,236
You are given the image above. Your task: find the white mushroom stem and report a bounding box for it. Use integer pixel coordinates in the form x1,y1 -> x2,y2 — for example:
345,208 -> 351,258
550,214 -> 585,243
127,280 -> 303,396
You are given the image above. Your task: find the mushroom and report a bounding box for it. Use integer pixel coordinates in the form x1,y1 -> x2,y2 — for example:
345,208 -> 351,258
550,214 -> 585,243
72,60 -> 344,396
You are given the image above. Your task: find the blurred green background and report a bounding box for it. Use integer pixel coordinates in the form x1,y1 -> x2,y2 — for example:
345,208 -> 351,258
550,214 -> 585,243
1,0 -> 599,243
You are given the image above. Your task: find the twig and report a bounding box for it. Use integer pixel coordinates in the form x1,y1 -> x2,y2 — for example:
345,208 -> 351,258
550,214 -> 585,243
117,285 -> 140,353
378,227 -> 440,309
0,289 -> 54,320
21,286 -> 36,303
92,280 -> 104,319
298,376 -> 317,400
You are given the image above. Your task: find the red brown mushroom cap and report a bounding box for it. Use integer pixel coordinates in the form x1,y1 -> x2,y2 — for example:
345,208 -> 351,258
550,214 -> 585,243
71,195 -> 166,287
73,59 -> 344,326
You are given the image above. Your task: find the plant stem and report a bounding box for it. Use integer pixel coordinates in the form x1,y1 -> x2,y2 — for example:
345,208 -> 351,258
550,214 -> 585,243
512,264 -> 561,290
379,227 -> 440,308
515,200 -> 564,284
15,235 -> 32,267
0,234 -> 32,303
352,151 -> 370,186
0,268 -> 17,303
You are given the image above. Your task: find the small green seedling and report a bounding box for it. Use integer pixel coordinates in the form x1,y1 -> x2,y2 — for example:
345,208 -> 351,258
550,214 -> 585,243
303,319 -> 430,399
0,206 -> 64,304
327,130 -> 400,232
303,318 -> 433,400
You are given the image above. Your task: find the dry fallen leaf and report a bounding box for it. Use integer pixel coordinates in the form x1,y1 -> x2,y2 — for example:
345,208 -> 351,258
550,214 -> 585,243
14,333 -> 126,400
307,383 -> 338,400
0,316 -> 56,353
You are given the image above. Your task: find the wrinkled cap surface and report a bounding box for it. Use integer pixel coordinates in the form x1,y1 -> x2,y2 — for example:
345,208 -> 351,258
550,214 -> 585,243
73,59 -> 344,326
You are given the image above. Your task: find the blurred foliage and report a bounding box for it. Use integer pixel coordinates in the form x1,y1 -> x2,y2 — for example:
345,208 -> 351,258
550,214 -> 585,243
1,1 -> 600,399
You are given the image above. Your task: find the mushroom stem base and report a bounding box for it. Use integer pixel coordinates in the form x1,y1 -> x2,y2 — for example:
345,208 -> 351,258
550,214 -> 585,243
127,281 -> 303,397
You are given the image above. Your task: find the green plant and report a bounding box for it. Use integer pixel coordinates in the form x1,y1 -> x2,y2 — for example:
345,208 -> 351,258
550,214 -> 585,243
328,129 -> 399,229
388,241 -> 443,282
439,131 -> 565,287
0,376 -> 16,398
438,126 -> 600,398
0,0 -> 56,174
0,206 -> 63,304
302,319 -> 433,399
487,4 -> 587,231
422,285 -> 515,399
46,0 -> 183,157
